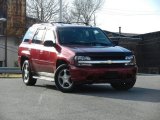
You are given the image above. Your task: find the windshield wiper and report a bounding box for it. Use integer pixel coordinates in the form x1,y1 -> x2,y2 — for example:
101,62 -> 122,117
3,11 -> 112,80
64,41 -> 91,45
77,41 -> 111,46
63,41 -> 112,46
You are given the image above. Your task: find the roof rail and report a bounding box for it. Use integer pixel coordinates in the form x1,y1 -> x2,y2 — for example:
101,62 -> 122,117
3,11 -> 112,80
51,22 -> 69,25
50,21 -> 90,26
70,22 -> 89,26
51,22 -> 67,24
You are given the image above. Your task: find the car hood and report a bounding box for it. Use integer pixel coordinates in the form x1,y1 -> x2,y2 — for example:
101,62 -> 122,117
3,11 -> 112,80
64,45 -> 132,56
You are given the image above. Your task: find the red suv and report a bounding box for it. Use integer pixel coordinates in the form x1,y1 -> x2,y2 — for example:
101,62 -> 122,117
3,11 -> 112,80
18,23 -> 137,92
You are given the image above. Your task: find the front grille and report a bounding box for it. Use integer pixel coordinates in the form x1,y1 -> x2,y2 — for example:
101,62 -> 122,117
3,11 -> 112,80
90,55 -> 125,68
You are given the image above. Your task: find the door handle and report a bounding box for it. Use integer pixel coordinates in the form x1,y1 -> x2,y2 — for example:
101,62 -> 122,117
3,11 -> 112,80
40,50 -> 43,54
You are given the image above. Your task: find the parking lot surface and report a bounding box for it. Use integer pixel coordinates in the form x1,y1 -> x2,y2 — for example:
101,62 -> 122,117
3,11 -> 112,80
0,75 -> 160,120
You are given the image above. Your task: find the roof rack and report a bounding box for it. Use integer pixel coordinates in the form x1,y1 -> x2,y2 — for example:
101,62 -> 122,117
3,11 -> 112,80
50,22 -> 69,25
70,22 -> 88,26
50,21 -> 91,26
51,22 -> 67,24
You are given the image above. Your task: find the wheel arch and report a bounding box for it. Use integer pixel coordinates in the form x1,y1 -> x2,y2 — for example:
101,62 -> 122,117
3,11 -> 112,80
56,59 -> 68,68
20,56 -> 29,70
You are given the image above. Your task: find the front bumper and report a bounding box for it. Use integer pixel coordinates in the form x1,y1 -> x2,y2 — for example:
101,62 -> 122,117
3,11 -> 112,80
69,65 -> 137,84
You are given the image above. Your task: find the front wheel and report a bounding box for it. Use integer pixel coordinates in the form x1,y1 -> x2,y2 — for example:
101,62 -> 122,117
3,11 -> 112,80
111,77 -> 136,90
55,64 -> 75,92
22,60 -> 37,86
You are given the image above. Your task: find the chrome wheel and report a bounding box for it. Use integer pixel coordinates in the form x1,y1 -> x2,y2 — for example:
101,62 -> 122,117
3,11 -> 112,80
58,69 -> 73,89
22,60 -> 37,86
55,64 -> 74,92
23,62 -> 29,83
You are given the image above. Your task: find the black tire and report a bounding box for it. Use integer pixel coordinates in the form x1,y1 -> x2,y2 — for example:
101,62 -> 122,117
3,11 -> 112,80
22,60 -> 37,86
111,78 -> 136,90
55,64 -> 75,93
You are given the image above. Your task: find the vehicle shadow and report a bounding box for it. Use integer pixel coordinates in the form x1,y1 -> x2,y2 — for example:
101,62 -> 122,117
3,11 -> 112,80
35,84 -> 58,90
35,84 -> 160,103
74,84 -> 160,103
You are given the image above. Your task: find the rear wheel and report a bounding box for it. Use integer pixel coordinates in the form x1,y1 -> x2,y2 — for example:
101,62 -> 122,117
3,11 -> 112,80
111,77 -> 136,90
22,60 -> 37,86
55,64 -> 75,92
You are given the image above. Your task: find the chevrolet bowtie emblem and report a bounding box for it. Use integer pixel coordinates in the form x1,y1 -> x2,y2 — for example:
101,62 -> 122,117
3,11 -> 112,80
107,60 -> 112,64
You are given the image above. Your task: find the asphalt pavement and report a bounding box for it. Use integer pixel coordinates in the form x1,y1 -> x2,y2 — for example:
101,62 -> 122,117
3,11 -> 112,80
0,75 -> 160,120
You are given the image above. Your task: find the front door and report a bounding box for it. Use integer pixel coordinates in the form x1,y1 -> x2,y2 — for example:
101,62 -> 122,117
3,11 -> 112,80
38,30 -> 57,77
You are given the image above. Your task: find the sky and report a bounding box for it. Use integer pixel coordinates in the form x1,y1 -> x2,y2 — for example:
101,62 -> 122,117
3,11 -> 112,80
96,0 -> 160,34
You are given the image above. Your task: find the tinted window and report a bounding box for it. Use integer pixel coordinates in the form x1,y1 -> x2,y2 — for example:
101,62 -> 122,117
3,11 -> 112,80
58,27 -> 112,46
32,29 -> 45,44
94,30 -> 107,41
22,26 -> 37,42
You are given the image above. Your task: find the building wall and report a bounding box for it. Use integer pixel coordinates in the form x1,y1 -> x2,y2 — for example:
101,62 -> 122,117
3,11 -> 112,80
7,0 -> 26,37
0,36 -> 5,66
137,32 -> 160,74
0,36 -> 19,67
118,32 -> 160,74
107,31 -> 160,74
0,0 -> 25,67
0,0 -> 42,67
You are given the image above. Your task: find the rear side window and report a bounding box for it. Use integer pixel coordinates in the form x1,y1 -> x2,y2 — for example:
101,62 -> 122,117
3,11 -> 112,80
32,29 -> 45,44
22,26 -> 37,42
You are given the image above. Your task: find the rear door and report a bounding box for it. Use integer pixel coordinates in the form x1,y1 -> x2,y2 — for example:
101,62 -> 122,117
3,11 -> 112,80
30,28 -> 46,73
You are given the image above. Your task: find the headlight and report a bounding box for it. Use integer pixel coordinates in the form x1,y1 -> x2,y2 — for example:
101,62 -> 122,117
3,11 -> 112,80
74,56 -> 91,61
74,56 -> 91,66
125,55 -> 136,66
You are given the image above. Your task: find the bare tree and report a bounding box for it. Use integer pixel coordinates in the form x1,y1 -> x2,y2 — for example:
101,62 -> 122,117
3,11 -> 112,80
64,0 -> 104,25
26,0 -> 60,22
62,5 -> 76,23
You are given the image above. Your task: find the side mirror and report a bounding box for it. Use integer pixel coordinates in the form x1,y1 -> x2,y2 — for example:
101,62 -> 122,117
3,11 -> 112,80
112,40 -> 119,46
44,40 -> 56,47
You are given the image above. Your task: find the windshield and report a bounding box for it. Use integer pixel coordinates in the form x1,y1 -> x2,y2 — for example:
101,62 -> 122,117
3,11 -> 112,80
58,27 -> 113,46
